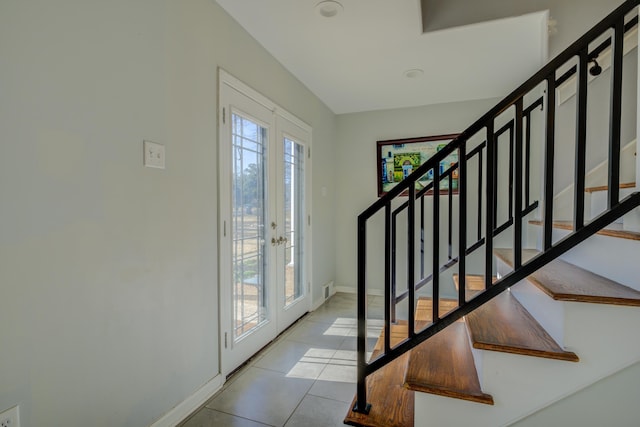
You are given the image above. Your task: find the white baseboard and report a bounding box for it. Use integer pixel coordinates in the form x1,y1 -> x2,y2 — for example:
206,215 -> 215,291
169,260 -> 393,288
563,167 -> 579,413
334,285 -> 355,294
150,374 -> 223,427
334,285 -> 384,297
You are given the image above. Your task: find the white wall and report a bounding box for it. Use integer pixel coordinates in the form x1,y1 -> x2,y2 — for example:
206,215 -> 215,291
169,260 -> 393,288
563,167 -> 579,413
511,361 -> 640,426
553,48 -> 638,194
547,0 -> 627,57
334,99 -> 501,292
0,1 -> 336,426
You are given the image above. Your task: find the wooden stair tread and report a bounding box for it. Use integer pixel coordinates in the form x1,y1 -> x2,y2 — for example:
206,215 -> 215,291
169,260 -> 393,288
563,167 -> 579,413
453,274 -> 487,292
529,219 -> 640,241
415,297 -> 460,324
495,248 -> 640,306
345,322 -> 414,427
404,321 -> 494,405
465,289 -> 579,362
584,182 -> 635,193
453,274 -> 496,300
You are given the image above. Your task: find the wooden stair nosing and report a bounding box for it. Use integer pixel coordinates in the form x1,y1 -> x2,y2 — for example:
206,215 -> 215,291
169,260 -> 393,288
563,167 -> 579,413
528,219 -> 640,241
584,182 -> 636,193
494,248 -> 640,307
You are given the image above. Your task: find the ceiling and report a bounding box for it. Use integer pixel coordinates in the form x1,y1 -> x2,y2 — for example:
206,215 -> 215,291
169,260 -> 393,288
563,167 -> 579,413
216,0 -> 549,114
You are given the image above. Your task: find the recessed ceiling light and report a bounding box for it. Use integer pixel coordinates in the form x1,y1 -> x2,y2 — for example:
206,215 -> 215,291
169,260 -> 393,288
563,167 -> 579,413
404,69 -> 424,79
315,1 -> 343,18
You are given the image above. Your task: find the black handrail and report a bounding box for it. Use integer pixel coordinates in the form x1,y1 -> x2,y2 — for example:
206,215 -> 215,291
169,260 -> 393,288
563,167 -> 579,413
353,0 -> 639,415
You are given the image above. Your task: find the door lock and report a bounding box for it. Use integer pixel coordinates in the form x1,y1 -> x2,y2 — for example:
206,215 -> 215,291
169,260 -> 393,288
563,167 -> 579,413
271,236 -> 289,246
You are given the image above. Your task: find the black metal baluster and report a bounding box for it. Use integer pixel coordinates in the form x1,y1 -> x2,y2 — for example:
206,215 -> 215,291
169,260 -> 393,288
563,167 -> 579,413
354,215 -> 370,414
391,212 -> 397,323
420,196 -> 425,279
493,132 -> 498,229
408,183 -> 416,337
575,49 -> 589,230
544,75 -> 556,250
508,123 -> 514,224
608,20 -> 624,208
432,167 -> 440,322
448,174 -> 453,260
525,110 -> 532,208
458,141 -> 467,305
485,123 -> 495,289
384,202 -> 391,353
515,100 -> 524,268
478,148 -> 484,242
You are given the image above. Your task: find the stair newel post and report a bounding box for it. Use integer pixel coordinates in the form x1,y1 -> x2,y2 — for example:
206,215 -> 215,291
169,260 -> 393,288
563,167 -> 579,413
514,99 -> 524,269
458,140 -> 467,305
432,166 -> 440,323
354,214 -> 371,414
485,121 -> 495,290
543,75 -> 557,251
408,182 -> 416,336
384,201 -> 392,353
575,48 -> 589,230
608,18 -> 624,208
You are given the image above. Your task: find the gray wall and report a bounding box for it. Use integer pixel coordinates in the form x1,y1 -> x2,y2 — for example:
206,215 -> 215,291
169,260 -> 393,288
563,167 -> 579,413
0,1 -> 336,426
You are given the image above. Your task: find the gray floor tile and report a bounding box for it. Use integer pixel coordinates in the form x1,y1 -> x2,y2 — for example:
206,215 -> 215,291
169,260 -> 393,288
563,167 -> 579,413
283,395 -> 350,427
180,408 -> 271,427
286,319 -> 350,348
307,378 -> 356,404
253,339 -> 336,380
207,367 -> 314,426
317,359 -> 356,383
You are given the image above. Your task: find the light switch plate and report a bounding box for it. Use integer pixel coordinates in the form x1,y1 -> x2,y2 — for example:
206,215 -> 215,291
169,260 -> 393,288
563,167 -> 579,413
0,405 -> 19,427
144,140 -> 165,169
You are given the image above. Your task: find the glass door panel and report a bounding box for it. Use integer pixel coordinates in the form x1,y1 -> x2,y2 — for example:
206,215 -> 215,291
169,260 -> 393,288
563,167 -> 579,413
283,138 -> 304,307
232,114 -> 268,341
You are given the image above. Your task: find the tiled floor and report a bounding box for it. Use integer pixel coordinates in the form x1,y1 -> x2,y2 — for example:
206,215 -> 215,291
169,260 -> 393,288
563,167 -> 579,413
179,293 -> 384,427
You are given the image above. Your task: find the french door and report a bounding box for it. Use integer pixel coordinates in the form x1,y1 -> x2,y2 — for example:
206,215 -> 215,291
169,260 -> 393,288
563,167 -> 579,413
219,72 -> 311,376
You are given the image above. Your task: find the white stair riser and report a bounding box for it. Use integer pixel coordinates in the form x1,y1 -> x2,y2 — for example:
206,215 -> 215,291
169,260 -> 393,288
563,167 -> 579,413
539,227 -> 640,292
585,187 -> 635,223
623,206 -> 640,232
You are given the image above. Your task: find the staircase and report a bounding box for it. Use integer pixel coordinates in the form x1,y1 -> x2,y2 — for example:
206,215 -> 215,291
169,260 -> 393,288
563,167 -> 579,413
345,1 -> 640,426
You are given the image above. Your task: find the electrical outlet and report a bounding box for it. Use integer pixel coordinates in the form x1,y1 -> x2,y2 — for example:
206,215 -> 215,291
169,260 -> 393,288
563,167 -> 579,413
0,406 -> 19,427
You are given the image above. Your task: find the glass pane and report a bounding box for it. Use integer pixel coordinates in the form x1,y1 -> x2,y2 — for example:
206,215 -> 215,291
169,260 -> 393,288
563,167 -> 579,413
232,114 -> 268,340
283,138 -> 305,307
